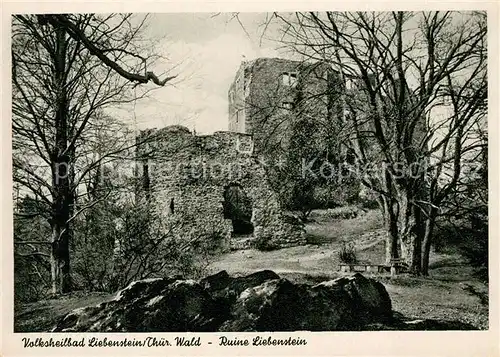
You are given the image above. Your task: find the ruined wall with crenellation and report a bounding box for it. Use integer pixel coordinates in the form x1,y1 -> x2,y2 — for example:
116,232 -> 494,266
135,125 -> 307,252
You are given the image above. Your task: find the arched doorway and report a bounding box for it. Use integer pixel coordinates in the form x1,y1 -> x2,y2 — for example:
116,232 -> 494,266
222,183 -> 254,235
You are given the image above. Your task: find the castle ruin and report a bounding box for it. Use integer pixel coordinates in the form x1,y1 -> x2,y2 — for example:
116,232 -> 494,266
136,125 -> 306,251
135,57 -> 366,251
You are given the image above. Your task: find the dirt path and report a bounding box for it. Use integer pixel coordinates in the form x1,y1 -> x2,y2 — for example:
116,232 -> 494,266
208,227 -> 386,276
209,244 -> 337,275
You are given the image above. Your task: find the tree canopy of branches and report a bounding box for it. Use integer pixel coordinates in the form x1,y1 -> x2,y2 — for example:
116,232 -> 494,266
275,11 -> 487,275
12,13 -> 175,295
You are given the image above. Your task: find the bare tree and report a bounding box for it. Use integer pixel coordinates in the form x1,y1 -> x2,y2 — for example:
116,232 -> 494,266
273,11 -> 487,274
12,13 -> 176,294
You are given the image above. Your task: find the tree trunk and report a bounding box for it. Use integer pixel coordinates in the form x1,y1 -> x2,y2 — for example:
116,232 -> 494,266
397,190 -> 422,275
50,225 -> 60,295
410,204 -> 423,275
397,191 -> 410,262
50,220 -> 71,294
383,197 -> 399,264
50,151 -> 73,294
376,193 -> 386,220
50,22 -> 72,295
421,207 -> 437,276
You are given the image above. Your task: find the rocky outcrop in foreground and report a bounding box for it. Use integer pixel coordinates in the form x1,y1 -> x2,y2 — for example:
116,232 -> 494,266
53,271 -> 476,332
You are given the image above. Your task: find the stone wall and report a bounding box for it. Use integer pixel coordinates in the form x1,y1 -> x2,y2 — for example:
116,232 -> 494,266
136,125 -> 306,252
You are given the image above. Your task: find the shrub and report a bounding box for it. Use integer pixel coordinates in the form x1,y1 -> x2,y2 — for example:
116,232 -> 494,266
13,204 -> 52,303
324,206 -> 361,220
432,222 -> 462,254
358,197 -> 380,210
458,210 -> 488,283
459,234 -> 488,282
433,209 -> 488,282
338,241 -> 357,264
71,198 -> 213,293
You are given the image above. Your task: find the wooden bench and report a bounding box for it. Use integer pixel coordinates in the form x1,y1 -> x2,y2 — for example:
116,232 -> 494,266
388,258 -> 407,276
339,262 -> 389,274
339,258 -> 407,276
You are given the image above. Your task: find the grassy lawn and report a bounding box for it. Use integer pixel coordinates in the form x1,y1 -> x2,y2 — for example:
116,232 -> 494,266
14,208 -> 488,331
305,207 -> 383,245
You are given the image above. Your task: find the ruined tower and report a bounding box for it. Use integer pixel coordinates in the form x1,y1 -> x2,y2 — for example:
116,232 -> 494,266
227,57 -> 345,153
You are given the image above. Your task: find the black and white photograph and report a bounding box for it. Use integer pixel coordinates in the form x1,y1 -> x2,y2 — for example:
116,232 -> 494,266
3,6 -> 495,352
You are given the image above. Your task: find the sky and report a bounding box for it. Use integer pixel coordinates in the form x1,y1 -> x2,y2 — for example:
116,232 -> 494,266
115,13 -> 285,134
111,12 -> 478,136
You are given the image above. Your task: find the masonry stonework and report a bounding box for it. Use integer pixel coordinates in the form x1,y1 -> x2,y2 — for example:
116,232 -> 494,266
136,125 -> 306,251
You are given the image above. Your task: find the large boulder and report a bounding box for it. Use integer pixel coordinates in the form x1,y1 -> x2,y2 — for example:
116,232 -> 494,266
330,274 -> 392,322
219,273 -> 392,331
54,278 -> 221,332
53,271 -> 395,332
